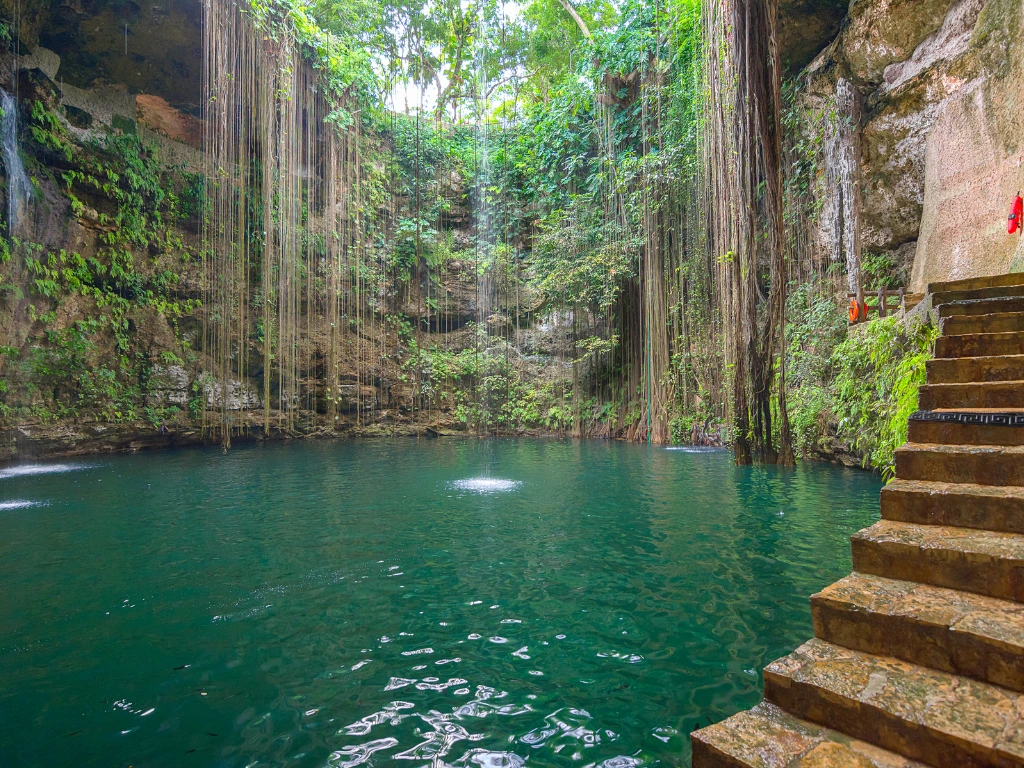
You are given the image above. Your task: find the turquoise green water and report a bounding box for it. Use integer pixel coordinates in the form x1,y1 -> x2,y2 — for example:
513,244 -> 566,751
0,439 -> 881,767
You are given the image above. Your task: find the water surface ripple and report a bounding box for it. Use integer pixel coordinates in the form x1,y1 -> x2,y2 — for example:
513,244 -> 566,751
0,439 -> 880,767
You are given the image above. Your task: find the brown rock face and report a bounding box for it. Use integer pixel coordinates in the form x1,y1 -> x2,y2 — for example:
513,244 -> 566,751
29,0 -> 204,114
853,0 -> 986,264
840,0 -> 956,85
911,0 -> 1024,289
778,0 -> 848,73
136,94 -> 202,148
794,0 -> 1024,290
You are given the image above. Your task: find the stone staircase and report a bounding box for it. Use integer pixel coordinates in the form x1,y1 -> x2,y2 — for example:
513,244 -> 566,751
691,273 -> 1024,768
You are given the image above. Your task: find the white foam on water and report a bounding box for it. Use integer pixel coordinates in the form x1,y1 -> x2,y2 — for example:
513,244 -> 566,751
0,500 -> 48,510
0,462 -> 98,480
448,478 -> 523,494
663,446 -> 727,454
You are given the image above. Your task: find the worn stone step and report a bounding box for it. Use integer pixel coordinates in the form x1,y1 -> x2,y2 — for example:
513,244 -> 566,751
919,381 -> 1024,410
851,520 -> 1024,602
944,312 -> 1024,335
930,272 -> 1024,296
940,297 -> 1024,318
895,442 -> 1024,486
908,414 -> 1024,446
882,478 -> 1024,533
691,700 -> 929,768
936,332 -> 1024,358
933,282 -> 1024,307
927,355 -> 1024,384
763,638 -> 1024,767
763,638 -> 1024,768
811,572 -> 1024,692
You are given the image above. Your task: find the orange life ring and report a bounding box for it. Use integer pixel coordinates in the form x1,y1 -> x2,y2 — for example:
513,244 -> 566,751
848,298 -> 860,323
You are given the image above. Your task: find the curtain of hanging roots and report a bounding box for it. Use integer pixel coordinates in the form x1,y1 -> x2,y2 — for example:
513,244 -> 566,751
701,0 -> 793,465
202,0 -> 366,445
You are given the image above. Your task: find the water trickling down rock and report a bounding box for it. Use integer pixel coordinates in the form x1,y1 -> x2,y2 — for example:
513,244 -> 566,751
1,89 -> 31,234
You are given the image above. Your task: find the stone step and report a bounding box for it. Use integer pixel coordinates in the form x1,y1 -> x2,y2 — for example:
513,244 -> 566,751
919,381 -> 1024,410
850,520 -> 1024,602
944,312 -> 1024,335
691,700 -> 929,768
934,285 -> 1024,306
932,277 -> 1024,307
882,478 -> 1024,534
930,272 -> 1024,296
936,332 -> 1024,358
763,638 -> 1024,768
908,414 -> 1024,446
927,355 -> 1024,384
895,442 -> 1024,486
811,572 -> 1024,692
940,296 -> 1024,318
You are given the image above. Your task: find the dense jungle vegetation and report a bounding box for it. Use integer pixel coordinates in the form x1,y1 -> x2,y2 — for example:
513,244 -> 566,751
0,0 -> 935,476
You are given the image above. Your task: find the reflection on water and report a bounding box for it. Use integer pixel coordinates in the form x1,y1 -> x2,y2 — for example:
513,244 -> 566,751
0,439 -> 880,766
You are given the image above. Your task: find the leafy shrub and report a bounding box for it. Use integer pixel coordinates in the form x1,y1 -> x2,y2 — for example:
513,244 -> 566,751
784,274 -> 936,478
831,315 -> 937,479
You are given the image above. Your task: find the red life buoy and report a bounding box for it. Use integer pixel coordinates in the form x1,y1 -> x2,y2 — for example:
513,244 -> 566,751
848,299 -> 859,323
1009,194 -> 1023,234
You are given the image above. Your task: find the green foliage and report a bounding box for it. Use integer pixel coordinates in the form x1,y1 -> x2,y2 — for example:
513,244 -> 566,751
668,408 -> 721,445
2,102 -> 201,425
411,342 -> 587,434
177,171 -> 207,222
24,321 -> 125,421
491,75 -> 598,204
28,100 -> 75,162
60,132 -> 179,246
246,0 -> 379,114
786,292 -> 937,479
781,79 -> 829,221
831,316 -> 937,478
786,280 -> 847,391
189,377 -> 210,420
862,250 -> 909,291
531,196 -> 637,309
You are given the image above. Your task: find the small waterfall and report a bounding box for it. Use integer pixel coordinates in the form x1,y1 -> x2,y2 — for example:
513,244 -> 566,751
1,89 -> 31,235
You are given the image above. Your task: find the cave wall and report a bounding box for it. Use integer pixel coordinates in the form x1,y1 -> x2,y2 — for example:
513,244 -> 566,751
912,0 -> 1024,288
2,0 -> 203,114
789,0 -> 1024,292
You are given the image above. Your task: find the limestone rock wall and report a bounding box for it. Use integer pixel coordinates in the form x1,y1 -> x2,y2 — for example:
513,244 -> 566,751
912,0 -> 1024,288
792,0 -> 1024,292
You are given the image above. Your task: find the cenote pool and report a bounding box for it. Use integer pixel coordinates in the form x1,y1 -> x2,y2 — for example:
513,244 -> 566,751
0,439 -> 881,767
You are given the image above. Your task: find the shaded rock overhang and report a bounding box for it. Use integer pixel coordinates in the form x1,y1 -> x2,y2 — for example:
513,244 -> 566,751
2,0 -> 203,115
778,0 -> 849,74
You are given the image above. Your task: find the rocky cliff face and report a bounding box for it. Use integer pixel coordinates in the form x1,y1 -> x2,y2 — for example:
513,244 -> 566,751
789,0 -> 1024,292
2,0 -> 203,114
